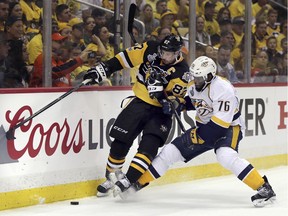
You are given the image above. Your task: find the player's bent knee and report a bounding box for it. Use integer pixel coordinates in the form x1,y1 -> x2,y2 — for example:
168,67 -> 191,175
216,147 -> 250,176
216,147 -> 239,170
159,143 -> 185,165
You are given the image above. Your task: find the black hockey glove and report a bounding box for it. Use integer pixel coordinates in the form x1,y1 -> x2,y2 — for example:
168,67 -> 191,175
83,62 -> 108,85
160,96 -> 184,115
146,72 -> 164,100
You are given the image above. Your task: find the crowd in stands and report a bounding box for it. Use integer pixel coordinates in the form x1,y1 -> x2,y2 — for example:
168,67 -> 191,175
0,0 -> 287,88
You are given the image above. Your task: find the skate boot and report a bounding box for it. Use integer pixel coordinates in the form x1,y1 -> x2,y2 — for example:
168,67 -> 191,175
131,181 -> 149,192
113,175 -> 131,200
96,178 -> 114,197
251,176 -> 276,207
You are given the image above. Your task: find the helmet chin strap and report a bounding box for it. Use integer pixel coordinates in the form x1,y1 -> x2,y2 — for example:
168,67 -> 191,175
172,51 -> 183,65
196,74 -> 216,92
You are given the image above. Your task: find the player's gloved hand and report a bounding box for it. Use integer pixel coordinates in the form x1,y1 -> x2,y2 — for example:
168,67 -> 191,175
178,127 -> 204,150
160,96 -> 184,115
146,72 -> 164,100
83,62 -> 108,85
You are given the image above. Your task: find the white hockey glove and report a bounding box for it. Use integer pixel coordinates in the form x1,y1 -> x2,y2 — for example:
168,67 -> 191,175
83,62 -> 108,85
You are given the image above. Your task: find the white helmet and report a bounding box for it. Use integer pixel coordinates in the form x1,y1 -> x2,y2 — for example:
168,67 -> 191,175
189,56 -> 217,91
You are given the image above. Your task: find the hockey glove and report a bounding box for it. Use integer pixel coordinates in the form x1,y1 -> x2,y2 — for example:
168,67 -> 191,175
188,128 -> 204,149
146,72 -> 164,100
83,62 -> 108,85
178,127 -> 205,150
160,96 -> 184,115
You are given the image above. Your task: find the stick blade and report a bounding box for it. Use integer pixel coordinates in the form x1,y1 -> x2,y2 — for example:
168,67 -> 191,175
128,3 -> 137,33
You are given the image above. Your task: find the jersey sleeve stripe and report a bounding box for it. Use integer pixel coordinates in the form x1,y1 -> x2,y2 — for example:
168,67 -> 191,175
116,52 -> 131,68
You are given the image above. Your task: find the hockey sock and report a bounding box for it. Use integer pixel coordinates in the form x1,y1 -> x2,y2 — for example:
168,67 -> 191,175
126,153 -> 152,183
238,164 -> 265,190
106,154 -> 125,174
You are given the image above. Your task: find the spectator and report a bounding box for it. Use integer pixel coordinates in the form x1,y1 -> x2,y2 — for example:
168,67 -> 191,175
19,0 -> 41,33
195,43 -> 206,58
4,15 -> 24,41
83,15 -> 96,46
266,8 -> 280,37
167,0 -> 189,26
154,26 -> 171,42
228,0 -> 245,18
139,4 -> 159,39
91,8 -> 107,27
210,0 -> 225,19
252,0 -> 273,22
211,17 -> 232,46
252,50 -> 278,83
151,10 -> 179,38
252,19 -> 269,53
51,0 -> 58,21
154,0 -> 167,21
278,37 -> 288,55
70,44 -> 89,84
56,4 -> 72,27
195,0 -> 206,16
276,20 -> 287,52
29,33 -> 89,87
58,22 -> 72,40
70,22 -> 86,51
214,30 -> 235,49
195,15 -> 211,46
205,44 -> 217,61
266,36 -> 281,68
0,0 -> 9,31
216,6 -> 231,24
146,0 -> 157,12
275,52 -> 288,82
0,31 -> 24,88
7,39 -> 30,87
216,44 -> 240,83
231,16 -> 245,48
203,1 -> 220,36
8,1 -> 23,18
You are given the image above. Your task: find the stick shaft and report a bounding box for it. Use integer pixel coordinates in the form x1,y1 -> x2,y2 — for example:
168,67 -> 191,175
163,92 -> 186,133
12,79 -> 91,130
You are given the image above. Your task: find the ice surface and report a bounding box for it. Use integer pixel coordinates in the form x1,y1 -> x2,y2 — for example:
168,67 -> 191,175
1,166 -> 287,216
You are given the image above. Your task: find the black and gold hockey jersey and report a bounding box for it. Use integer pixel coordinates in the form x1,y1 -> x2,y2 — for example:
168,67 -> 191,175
105,40 -> 190,106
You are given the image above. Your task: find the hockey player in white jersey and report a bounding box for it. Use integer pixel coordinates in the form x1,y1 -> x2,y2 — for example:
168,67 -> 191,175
114,56 -> 276,207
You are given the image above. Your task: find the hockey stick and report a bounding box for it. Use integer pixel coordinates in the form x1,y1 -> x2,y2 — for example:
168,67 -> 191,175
5,78 -> 92,140
163,92 -> 186,133
128,3 -> 138,45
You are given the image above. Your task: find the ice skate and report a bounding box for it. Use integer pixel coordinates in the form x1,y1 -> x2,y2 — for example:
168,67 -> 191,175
251,176 -> 276,207
113,175 -> 131,200
96,179 -> 114,197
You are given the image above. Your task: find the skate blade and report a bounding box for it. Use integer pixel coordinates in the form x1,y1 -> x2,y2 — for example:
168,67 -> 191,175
253,196 -> 277,207
96,189 -> 113,197
113,186 -> 137,200
113,185 -> 123,198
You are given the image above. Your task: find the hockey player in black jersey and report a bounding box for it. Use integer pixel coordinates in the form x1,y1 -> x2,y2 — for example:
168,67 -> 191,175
83,34 -> 190,197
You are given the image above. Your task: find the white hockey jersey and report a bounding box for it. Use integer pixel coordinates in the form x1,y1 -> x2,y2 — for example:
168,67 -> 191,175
187,76 -> 245,130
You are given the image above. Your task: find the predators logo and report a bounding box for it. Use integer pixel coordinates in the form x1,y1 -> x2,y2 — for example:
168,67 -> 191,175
193,99 -> 213,116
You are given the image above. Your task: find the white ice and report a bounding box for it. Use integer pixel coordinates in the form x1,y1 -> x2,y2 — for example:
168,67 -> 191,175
1,166 -> 287,216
